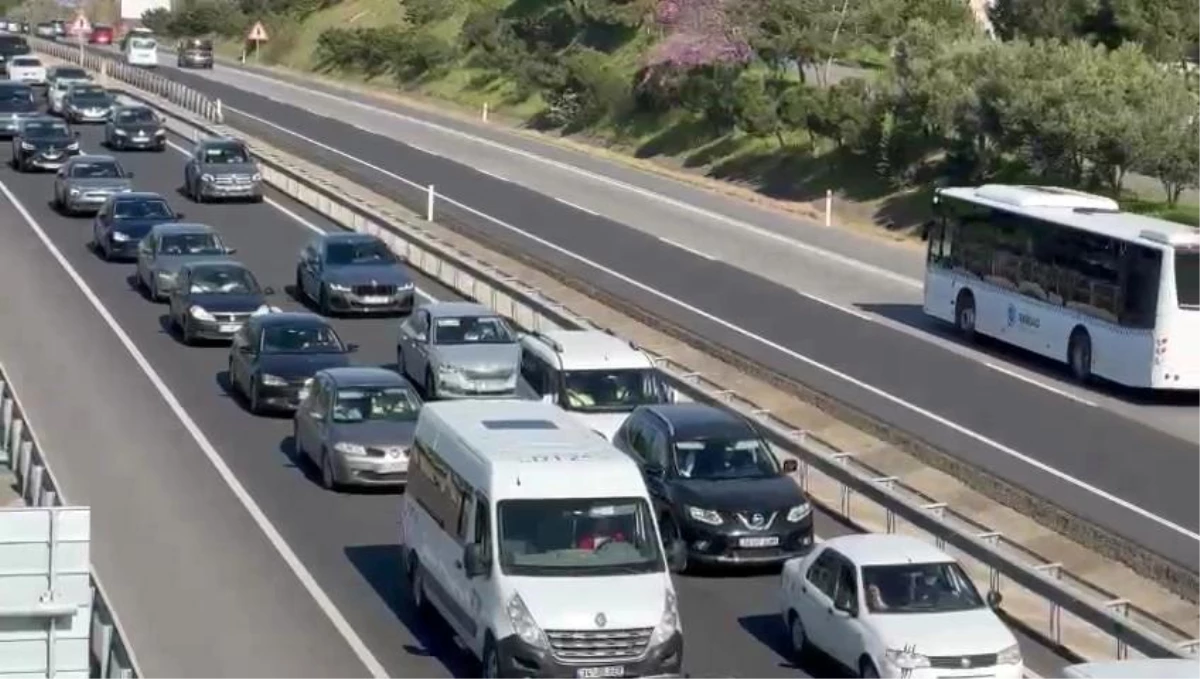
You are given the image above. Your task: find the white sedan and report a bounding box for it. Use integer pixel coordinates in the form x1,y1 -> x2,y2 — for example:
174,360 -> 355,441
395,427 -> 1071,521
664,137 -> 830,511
779,534 -> 1024,678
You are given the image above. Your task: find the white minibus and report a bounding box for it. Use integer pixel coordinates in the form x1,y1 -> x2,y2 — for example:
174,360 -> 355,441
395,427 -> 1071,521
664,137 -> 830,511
399,399 -> 685,678
924,184 -> 1199,389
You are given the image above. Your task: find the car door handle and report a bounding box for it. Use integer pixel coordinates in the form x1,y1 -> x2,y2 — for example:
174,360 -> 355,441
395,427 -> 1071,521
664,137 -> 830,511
801,586 -> 807,594
454,560 -> 463,570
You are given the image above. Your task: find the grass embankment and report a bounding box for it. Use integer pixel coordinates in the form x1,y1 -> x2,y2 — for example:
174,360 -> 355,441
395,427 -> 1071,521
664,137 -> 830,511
213,0 -> 1198,236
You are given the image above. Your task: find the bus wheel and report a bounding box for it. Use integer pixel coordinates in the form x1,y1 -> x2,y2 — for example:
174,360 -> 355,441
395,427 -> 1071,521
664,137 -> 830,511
954,290 -> 977,340
1068,328 -> 1092,383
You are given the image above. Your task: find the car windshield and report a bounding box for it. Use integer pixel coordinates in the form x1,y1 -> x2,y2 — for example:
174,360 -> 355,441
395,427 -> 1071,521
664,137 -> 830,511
331,386 -> 420,423
561,369 -> 668,413
116,108 -> 155,124
674,436 -> 779,480
130,38 -> 155,49
22,120 -> 69,139
261,324 -> 345,354
114,199 -> 173,220
11,57 -> 39,67
861,561 -> 985,614
1175,248 -> 1198,309
55,68 -> 87,80
69,160 -> 122,178
432,315 -> 514,345
0,89 -> 34,111
497,498 -> 664,577
159,232 -> 224,256
202,144 -> 249,164
71,92 -> 109,104
326,239 -> 395,266
189,266 -> 258,295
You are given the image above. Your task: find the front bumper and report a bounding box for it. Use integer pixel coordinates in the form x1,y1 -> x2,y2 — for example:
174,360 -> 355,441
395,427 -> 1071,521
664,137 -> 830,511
256,379 -> 310,410
332,453 -> 409,487
66,191 -> 122,211
187,317 -> 247,341
435,377 -> 519,399
327,287 -> 415,314
179,55 -> 213,67
67,109 -> 110,122
105,236 -> 141,259
495,631 -> 683,679
885,662 -> 1024,679
198,178 -> 262,199
112,131 -> 166,148
24,149 -> 79,170
681,514 -> 814,566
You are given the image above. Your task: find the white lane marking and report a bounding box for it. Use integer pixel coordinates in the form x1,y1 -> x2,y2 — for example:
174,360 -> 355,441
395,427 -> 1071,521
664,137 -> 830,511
165,139 -> 434,303
552,196 -> 598,216
213,85 -> 921,289
658,236 -> 716,262
191,110 -> 1199,542
476,168 -> 508,182
0,178 -> 391,677
984,363 -> 1098,408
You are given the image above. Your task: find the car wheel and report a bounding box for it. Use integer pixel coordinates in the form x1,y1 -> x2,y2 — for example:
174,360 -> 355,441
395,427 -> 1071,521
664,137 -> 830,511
320,449 -> 339,491
318,285 -> 332,317
291,419 -> 304,461
396,346 -> 406,378
787,611 -> 809,660
661,516 -> 688,573
192,180 -> 205,203
409,559 -> 431,615
148,275 -> 161,302
859,658 -> 879,679
294,266 -> 306,301
248,378 -> 262,414
99,237 -> 111,262
424,367 -> 438,400
481,640 -> 502,679
180,316 -> 195,345
1068,328 -> 1092,383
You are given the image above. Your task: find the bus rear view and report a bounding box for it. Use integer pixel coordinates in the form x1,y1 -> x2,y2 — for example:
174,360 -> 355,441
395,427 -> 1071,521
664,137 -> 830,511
923,184 -> 1199,391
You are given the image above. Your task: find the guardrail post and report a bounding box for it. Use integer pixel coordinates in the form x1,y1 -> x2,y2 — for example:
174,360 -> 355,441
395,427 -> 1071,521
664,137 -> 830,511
216,99 -> 223,123
1033,563 -> 1064,644
976,531 -> 1003,592
426,185 -> 435,221
1104,599 -> 1131,659
831,452 -> 854,517
871,476 -> 899,533
921,502 -> 947,549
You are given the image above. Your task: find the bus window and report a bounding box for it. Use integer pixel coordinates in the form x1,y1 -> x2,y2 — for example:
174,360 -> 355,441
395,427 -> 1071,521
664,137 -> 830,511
1175,247 -> 1199,309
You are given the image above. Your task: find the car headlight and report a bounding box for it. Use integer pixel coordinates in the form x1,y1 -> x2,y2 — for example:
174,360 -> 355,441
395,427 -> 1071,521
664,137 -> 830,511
251,172 -> 262,181
885,648 -> 930,669
111,231 -> 130,242
68,188 -> 80,196
66,141 -> 78,151
297,378 -> 313,401
113,128 -> 127,135
787,503 -> 811,523
333,441 -> 367,456
154,128 -> 165,136
156,270 -> 177,282
505,592 -> 548,650
399,281 -> 414,290
997,643 -> 1022,665
686,505 -> 723,526
252,304 -> 271,316
200,173 -> 214,182
649,588 -> 680,647
188,305 -> 214,321
327,282 -> 351,292
19,141 -> 33,150
260,374 -> 287,387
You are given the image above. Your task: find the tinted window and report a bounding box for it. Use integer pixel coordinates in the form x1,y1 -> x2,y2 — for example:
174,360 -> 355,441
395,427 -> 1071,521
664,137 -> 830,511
21,120 -> 69,138
10,57 -> 39,67
325,239 -> 395,265
54,68 -> 87,80
69,160 -> 122,178
201,143 -> 249,164
519,351 -> 551,395
674,435 -> 778,480
1175,248 -> 1199,309
114,199 -> 173,219
432,315 -> 514,345
331,386 -> 419,423
408,440 -> 468,534
561,369 -> 666,413
115,108 -> 155,124
159,232 -> 224,255
187,266 -> 258,295
261,323 -> 344,354
130,37 -> 156,49
70,85 -> 104,97
806,548 -> 840,598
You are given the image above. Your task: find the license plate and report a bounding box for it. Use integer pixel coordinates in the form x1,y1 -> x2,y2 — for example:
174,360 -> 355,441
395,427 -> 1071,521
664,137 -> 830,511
218,324 -> 240,333
576,667 -> 624,678
363,295 -> 391,304
380,461 -> 407,474
739,536 -> 780,548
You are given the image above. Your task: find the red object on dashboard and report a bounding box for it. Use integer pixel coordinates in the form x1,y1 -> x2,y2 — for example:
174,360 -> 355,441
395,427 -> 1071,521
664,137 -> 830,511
89,26 -> 113,44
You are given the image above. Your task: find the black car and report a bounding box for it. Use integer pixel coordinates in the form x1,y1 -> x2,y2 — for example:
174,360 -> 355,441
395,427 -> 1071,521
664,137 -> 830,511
11,116 -> 79,172
0,82 -> 37,139
228,312 -> 358,414
167,260 -> 275,345
295,232 -> 416,316
612,403 -> 813,571
91,192 -> 182,260
105,105 -> 166,151
0,34 -> 29,69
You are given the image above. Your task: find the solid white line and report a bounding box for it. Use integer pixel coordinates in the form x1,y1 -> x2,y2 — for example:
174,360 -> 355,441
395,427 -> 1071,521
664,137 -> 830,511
552,196 -> 598,216
165,139 -> 434,303
984,363 -> 1098,407
0,178 -> 390,677
196,108 -> 1199,542
214,84 -> 921,289
476,168 -> 508,182
658,236 -> 716,261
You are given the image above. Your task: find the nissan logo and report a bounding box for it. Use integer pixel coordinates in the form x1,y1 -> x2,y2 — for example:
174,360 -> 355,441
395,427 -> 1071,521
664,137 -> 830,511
751,513 -> 764,526
961,657 -> 971,668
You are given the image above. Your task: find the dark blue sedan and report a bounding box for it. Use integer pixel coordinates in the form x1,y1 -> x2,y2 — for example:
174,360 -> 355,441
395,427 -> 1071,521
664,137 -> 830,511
90,192 -> 182,261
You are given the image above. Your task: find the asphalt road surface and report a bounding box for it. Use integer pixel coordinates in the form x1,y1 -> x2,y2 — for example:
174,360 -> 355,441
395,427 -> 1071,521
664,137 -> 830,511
84,51 -> 1199,572
0,120 -> 1069,676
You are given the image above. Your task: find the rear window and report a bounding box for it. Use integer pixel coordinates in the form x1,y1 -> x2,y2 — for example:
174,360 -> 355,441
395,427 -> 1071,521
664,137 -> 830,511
10,57 -> 40,67
1175,248 -> 1199,309
184,39 -> 212,49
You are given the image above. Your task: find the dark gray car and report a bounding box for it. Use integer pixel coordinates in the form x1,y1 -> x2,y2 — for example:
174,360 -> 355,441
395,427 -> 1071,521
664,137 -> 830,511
53,155 -> 133,215
0,82 -> 37,138
166,260 -> 275,344
396,301 -> 521,399
293,366 -> 421,490
183,136 -> 263,203
62,84 -> 113,124
105,105 -> 166,151
136,223 -> 235,301
295,232 -> 416,316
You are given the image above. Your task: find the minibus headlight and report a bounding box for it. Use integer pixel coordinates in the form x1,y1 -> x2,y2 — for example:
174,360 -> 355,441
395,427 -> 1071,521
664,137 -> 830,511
506,592 -> 548,650
649,588 -> 679,647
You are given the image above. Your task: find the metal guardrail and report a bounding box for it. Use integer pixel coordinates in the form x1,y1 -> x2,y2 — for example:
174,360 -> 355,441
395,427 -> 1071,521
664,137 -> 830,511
0,367 -> 140,678
33,37 -> 1199,666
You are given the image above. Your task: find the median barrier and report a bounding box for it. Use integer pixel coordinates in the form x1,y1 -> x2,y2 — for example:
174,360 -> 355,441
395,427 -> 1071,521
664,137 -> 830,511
0,366 -> 140,678
31,37 -> 1198,668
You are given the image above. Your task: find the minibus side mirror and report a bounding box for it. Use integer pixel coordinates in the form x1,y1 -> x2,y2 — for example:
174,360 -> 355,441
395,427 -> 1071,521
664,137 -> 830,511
462,543 -> 490,579
666,539 -> 686,571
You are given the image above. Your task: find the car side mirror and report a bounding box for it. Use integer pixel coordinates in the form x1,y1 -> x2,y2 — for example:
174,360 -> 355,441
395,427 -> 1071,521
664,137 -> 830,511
263,286 -> 276,296
346,343 -> 359,353
666,539 -> 686,571
540,393 -> 555,405
644,463 -> 665,478
462,543 -> 490,579
174,211 -> 185,219
224,247 -> 236,254
834,596 -> 858,617
73,131 -> 79,138
238,345 -> 254,354
986,590 -> 1003,608
125,171 -> 135,179
782,458 -> 799,473
414,332 -> 427,343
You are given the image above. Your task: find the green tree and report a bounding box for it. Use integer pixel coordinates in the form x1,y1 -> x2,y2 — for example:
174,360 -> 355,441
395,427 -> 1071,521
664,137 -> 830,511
989,0 -> 1098,42
732,73 -> 785,145
1094,0 -> 1199,64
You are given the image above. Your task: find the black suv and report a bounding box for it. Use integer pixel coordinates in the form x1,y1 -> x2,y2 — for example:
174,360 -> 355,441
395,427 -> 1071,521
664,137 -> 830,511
612,403 -> 814,571
11,116 -> 79,172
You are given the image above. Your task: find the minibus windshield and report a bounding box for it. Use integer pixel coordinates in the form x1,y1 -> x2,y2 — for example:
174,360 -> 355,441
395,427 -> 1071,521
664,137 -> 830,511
497,497 -> 665,576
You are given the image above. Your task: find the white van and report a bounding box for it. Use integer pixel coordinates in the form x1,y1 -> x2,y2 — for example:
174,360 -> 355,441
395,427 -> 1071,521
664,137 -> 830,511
520,329 -> 674,440
1062,659 -> 1200,678
124,33 -> 157,67
399,399 -> 685,678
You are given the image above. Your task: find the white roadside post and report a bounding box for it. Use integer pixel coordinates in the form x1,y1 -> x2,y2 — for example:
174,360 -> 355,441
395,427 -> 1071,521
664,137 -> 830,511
426,185 -> 435,221
482,102 -> 489,122
825,189 -> 832,227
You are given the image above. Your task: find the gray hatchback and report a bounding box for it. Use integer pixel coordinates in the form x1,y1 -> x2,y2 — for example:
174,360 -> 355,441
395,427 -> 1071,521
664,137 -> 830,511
53,155 -> 132,215
292,367 -> 421,490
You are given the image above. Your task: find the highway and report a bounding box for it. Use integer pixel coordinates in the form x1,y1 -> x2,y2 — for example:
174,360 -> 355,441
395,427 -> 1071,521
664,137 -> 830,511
0,119 -> 1069,676
89,51 -> 1199,572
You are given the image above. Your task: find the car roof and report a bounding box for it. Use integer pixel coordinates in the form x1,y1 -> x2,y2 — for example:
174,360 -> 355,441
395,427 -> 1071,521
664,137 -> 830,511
321,232 -> 382,244
66,154 -> 117,164
180,258 -> 250,272
199,136 -> 244,147
823,534 -> 956,567
522,329 -> 652,371
320,367 -> 408,389
424,301 -> 495,317
150,222 -> 215,235
112,104 -> 151,112
0,81 -> 30,88
113,192 -> 168,201
641,403 -> 755,440
254,311 -> 330,328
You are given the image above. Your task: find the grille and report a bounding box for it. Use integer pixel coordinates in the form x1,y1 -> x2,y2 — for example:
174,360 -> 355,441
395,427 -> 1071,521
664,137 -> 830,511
353,283 -> 396,297
464,367 -> 513,380
735,511 -> 778,531
366,445 -> 408,459
212,313 -> 250,323
214,174 -> 254,185
545,627 -> 652,663
928,653 -> 999,669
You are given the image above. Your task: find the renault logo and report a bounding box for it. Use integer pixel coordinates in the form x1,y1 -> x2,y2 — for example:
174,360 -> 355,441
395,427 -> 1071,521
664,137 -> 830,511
595,613 -> 607,628
961,657 -> 971,668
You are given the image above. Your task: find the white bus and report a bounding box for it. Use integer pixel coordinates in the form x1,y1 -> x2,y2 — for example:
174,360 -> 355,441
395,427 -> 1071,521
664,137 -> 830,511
123,32 -> 157,67
923,184 -> 1199,390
